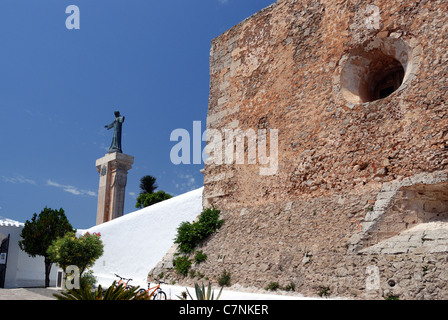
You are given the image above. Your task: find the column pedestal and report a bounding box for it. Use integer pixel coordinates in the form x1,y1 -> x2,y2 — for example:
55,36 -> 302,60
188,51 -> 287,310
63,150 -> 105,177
95,152 -> 134,225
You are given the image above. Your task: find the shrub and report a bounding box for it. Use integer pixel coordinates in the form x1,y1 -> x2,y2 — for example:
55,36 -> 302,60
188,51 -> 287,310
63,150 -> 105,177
47,231 -> 104,276
318,286 -> 331,297
173,256 -> 192,276
177,281 -> 223,300
174,206 -> 224,254
285,282 -> 296,292
218,269 -> 231,287
80,270 -> 97,289
195,206 -> 224,236
265,282 -> 280,291
385,293 -> 399,300
194,251 -> 208,264
54,281 -> 149,300
175,221 -> 197,254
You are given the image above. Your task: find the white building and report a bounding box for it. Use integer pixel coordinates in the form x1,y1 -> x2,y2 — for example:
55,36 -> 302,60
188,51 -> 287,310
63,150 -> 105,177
0,187 -> 203,289
0,217 -> 57,288
81,187 -> 203,288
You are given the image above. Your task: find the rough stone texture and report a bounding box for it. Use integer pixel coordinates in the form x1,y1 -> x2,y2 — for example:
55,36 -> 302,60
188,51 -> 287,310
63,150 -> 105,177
348,171 -> 448,252
157,0 -> 448,299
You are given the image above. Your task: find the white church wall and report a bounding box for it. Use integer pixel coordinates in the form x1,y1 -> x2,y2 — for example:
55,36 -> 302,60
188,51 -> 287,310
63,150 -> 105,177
82,187 -> 203,288
0,220 -> 57,288
0,225 -> 21,288
15,248 -> 58,288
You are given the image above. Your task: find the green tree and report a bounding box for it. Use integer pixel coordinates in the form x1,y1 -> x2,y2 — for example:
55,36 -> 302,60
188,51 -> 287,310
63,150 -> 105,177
47,231 -> 104,278
139,175 -> 158,194
135,190 -> 172,209
135,175 -> 172,208
19,207 -> 74,287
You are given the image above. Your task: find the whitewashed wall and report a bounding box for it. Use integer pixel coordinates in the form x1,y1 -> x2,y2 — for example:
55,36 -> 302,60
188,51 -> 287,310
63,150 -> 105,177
0,220 -> 57,288
81,187 -> 203,288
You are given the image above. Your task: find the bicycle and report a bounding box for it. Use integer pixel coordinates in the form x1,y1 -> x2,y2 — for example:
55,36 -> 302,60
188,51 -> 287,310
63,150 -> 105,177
138,279 -> 167,300
114,273 -> 134,290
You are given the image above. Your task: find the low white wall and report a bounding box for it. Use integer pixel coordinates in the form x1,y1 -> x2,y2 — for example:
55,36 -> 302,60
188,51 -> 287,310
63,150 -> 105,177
82,187 -> 203,288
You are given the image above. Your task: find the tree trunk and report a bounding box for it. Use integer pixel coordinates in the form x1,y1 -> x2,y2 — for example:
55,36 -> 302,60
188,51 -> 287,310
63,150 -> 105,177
44,257 -> 52,288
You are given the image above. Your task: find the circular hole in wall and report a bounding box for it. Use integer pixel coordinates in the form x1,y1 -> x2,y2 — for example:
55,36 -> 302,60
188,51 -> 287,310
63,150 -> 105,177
388,279 -> 396,287
341,37 -> 412,104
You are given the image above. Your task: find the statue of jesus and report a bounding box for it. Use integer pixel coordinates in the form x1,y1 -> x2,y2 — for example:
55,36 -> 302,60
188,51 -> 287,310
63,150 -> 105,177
105,111 -> 125,153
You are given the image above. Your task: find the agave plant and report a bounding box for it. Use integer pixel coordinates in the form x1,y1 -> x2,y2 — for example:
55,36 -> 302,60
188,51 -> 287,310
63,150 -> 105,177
177,281 -> 223,300
53,281 -> 149,300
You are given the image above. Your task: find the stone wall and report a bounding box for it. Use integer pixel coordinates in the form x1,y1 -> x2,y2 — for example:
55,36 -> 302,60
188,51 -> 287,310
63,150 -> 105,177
204,0 -> 448,209
155,0 -> 448,299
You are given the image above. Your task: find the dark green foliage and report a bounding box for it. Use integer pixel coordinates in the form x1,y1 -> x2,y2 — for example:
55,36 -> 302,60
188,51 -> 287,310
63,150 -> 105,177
285,282 -> 296,292
218,269 -> 231,287
53,281 -> 149,300
174,221 -> 197,254
195,206 -> 224,237
80,271 -> 97,289
265,282 -> 280,291
139,175 -> 158,194
173,256 -> 192,276
194,251 -> 208,264
136,175 -> 172,208
317,286 -> 331,297
174,206 -> 224,254
385,294 -> 399,300
178,281 -> 223,300
19,207 -> 74,258
135,190 -> 172,209
19,207 -> 74,287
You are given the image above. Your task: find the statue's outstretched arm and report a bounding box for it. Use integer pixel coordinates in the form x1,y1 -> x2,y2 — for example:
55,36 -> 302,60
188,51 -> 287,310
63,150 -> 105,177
105,122 -> 114,130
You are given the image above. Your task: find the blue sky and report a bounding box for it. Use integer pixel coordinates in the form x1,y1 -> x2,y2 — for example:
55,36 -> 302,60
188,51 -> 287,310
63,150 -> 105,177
0,0 -> 276,229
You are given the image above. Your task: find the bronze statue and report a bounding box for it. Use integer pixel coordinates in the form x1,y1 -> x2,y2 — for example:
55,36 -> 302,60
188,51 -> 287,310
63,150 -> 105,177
105,111 -> 125,153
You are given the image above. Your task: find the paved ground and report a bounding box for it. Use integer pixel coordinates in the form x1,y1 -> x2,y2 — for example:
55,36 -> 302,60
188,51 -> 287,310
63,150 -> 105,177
0,285 -> 325,300
0,288 -> 62,300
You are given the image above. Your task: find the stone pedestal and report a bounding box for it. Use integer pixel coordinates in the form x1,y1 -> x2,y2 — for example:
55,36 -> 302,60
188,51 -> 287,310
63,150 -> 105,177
96,152 -> 134,225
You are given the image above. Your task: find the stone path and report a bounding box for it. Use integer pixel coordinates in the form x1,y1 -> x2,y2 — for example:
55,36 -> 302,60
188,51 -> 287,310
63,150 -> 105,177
0,288 -> 61,300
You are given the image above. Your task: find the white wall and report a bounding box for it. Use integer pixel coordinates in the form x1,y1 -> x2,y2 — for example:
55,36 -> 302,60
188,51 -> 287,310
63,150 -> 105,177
0,225 -> 57,288
0,226 -> 21,288
82,187 -> 203,288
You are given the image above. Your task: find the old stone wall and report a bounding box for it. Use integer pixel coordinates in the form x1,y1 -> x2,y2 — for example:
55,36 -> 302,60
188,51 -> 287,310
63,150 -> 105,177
155,0 -> 448,299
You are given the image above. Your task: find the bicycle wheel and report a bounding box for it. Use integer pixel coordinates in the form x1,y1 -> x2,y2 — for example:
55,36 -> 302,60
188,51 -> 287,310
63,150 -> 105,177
138,288 -> 147,295
153,290 -> 166,300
